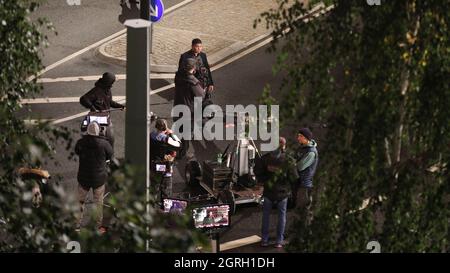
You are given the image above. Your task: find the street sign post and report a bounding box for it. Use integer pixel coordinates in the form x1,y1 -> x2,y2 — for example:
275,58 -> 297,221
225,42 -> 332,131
150,0 -> 165,22
124,19 -> 152,251
149,0 -> 164,53
140,0 -> 164,22
140,0 -> 150,20
140,0 -> 164,54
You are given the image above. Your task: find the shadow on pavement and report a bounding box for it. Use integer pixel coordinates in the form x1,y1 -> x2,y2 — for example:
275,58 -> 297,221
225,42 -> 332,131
118,1 -> 140,24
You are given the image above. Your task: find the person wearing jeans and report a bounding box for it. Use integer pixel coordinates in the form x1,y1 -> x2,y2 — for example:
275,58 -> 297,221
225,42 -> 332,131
294,128 -> 318,224
77,184 -> 105,229
259,137 -> 297,248
75,121 -> 113,233
261,196 -> 288,248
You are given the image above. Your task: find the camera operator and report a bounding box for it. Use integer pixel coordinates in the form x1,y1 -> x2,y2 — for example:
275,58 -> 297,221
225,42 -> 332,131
150,119 -> 179,201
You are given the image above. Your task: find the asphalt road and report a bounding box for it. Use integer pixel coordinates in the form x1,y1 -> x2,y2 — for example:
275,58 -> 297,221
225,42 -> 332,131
32,0 -> 183,66
21,0 -> 300,253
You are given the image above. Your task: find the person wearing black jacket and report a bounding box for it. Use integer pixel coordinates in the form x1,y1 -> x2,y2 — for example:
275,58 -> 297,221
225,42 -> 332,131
150,119 -> 177,200
79,72 -> 124,148
178,38 -> 214,103
259,137 -> 297,248
75,121 -> 113,233
173,58 -> 205,158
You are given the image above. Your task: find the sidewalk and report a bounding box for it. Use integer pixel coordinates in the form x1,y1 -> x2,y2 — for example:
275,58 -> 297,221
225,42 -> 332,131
97,0 -> 288,72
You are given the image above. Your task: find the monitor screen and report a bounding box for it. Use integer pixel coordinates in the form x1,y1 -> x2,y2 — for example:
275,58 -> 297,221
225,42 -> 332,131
89,115 -> 109,125
192,204 -> 230,229
162,198 -> 188,214
156,164 -> 166,172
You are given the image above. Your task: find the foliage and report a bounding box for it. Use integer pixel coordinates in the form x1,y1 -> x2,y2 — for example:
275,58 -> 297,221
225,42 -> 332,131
76,160 -> 208,253
258,0 -> 449,252
0,0 -> 206,253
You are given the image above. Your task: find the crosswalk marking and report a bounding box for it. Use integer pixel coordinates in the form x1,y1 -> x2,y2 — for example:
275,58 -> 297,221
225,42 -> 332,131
22,96 -> 126,105
37,73 -> 175,83
220,235 -> 262,251
48,83 -> 174,125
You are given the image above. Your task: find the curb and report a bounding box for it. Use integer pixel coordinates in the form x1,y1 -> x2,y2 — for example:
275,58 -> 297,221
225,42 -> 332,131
97,1 -> 330,73
202,2 -> 330,71
96,0 -> 196,72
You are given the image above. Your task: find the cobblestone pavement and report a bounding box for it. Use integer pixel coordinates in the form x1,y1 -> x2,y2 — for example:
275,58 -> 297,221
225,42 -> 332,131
100,0 -> 287,71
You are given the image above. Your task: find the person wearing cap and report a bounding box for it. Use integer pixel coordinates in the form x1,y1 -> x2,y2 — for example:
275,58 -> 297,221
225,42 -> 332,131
178,38 -> 214,93
80,72 -> 125,148
173,58 -> 205,158
294,127 -> 319,221
75,121 -> 114,233
259,137 -> 297,248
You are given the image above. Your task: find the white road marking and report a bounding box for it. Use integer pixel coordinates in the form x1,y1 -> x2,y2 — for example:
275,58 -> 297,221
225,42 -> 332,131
48,84 -> 173,125
28,0 -> 195,82
22,83 -> 173,105
25,34 -> 286,125
28,29 -> 127,82
150,83 -> 175,95
52,111 -> 89,125
27,3 -> 334,125
22,96 -> 126,104
211,4 -> 334,72
36,73 -> 175,83
166,0 -> 194,13
220,235 -> 262,251
211,36 -> 274,72
24,119 -> 53,125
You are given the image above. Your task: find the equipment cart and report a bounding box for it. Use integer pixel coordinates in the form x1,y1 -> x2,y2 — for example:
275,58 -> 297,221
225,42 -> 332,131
185,137 -> 264,214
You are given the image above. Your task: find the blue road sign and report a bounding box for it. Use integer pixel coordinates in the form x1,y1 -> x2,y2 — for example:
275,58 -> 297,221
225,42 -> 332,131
150,0 -> 164,22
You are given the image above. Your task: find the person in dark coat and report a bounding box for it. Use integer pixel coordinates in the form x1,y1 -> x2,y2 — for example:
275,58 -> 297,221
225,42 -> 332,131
174,58 -> 205,112
150,119 -> 178,201
79,72 -> 125,148
75,121 -> 114,232
178,38 -> 215,113
260,137 -> 297,248
178,38 -> 214,93
173,58 -> 205,158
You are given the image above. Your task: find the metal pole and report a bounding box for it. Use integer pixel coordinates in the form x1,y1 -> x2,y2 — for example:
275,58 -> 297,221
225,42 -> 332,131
140,0 -> 153,68
124,19 -> 152,252
150,23 -> 154,54
209,233 -> 220,253
140,0 -> 150,20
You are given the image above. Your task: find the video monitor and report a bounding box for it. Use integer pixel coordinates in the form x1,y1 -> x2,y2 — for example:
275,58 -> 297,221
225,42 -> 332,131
89,115 -> 109,125
162,198 -> 188,214
192,204 -> 230,229
155,164 -> 166,172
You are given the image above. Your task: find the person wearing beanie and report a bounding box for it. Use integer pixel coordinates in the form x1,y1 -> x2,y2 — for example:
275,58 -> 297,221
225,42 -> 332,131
87,121 -> 100,136
294,127 -> 319,222
75,121 -> 114,233
79,72 -> 124,148
80,72 -> 123,112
